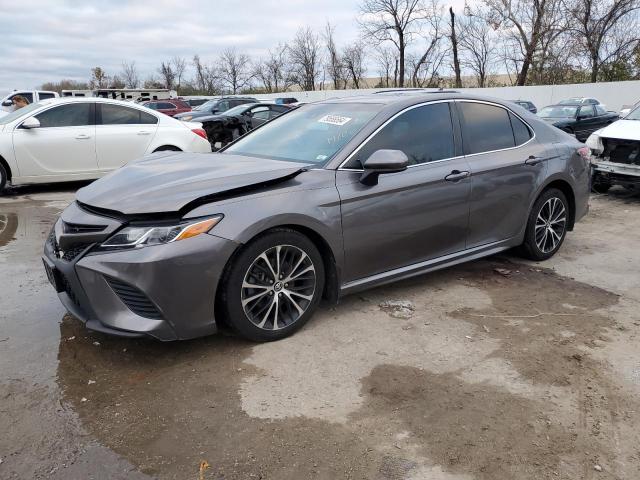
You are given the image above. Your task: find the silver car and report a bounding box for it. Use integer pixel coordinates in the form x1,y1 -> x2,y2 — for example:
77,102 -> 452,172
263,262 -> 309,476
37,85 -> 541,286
43,92 -> 590,341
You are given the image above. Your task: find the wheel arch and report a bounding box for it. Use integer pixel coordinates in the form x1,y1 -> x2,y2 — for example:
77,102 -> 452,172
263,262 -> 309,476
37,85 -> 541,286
538,178 -> 576,230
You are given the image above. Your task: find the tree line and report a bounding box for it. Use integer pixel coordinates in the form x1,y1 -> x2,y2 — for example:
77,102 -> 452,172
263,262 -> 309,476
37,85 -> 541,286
42,0 -> 640,96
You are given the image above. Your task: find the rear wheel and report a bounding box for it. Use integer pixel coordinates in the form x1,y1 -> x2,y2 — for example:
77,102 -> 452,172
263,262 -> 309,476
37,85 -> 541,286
220,229 -> 325,342
153,145 -> 181,152
520,188 -> 569,261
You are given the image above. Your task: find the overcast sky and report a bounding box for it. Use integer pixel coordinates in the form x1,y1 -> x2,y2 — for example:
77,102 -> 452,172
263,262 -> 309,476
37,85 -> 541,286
0,0 -> 468,93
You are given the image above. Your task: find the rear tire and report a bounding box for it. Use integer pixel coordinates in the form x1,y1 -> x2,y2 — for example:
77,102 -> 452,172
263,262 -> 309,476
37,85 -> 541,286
519,188 -> 569,261
219,229 -> 325,342
153,145 -> 181,152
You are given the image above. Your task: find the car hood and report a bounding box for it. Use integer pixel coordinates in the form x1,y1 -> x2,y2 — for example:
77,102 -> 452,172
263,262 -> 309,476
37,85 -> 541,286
593,119 -> 640,141
76,152 -> 310,215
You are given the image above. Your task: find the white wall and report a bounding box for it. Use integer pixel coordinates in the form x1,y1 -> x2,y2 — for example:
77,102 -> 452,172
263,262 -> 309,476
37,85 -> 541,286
253,80 -> 640,112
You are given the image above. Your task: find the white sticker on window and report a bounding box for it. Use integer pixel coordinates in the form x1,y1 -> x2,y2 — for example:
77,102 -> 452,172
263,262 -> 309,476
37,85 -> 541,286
316,154 -> 328,161
318,114 -> 352,126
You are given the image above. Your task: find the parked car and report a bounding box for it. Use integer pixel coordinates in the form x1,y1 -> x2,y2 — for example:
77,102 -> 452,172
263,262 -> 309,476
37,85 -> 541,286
587,105 -> 640,192
199,103 -> 292,150
537,103 -> 618,141
619,100 -> 639,118
175,97 -> 258,122
142,99 -> 192,117
274,97 -> 299,105
558,97 -> 601,106
0,98 -> 211,193
1,90 -> 58,111
43,93 -> 589,342
510,99 -> 537,114
186,98 -> 213,108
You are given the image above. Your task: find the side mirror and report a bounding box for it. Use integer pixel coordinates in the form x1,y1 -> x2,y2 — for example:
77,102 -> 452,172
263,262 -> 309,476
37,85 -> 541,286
211,108 -> 219,114
360,149 -> 409,186
21,117 -> 41,129
1,100 -> 12,107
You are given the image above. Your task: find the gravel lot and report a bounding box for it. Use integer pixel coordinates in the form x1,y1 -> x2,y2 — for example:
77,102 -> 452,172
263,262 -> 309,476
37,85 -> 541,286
1,184 -> 639,480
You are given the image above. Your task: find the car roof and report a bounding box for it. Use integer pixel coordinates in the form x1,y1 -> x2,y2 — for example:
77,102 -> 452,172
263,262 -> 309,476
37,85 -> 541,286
545,103 -> 582,107
317,91 -> 518,109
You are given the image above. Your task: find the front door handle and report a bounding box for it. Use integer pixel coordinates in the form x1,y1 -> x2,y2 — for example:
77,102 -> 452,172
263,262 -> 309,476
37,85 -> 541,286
75,134 -> 91,140
525,155 -> 542,166
444,170 -> 470,182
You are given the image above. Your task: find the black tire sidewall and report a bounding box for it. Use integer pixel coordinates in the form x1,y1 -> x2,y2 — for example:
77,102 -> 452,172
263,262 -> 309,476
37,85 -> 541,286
220,229 -> 325,342
0,163 -> 6,194
522,188 -> 569,261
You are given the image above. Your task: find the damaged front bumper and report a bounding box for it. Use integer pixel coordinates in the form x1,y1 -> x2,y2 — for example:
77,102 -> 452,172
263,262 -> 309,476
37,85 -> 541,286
591,137 -> 640,188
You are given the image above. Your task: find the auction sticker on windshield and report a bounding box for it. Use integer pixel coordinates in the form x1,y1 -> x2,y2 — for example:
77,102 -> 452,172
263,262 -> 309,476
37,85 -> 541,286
318,114 -> 352,126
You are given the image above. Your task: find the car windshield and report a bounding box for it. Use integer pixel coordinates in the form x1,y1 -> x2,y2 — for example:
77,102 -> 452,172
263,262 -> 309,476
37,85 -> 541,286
538,106 -> 578,118
625,106 -> 640,120
0,102 -> 42,124
224,103 -> 383,165
194,100 -> 217,111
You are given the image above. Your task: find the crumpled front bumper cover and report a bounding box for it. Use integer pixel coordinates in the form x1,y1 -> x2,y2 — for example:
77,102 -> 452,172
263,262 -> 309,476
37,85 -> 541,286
43,230 -> 239,341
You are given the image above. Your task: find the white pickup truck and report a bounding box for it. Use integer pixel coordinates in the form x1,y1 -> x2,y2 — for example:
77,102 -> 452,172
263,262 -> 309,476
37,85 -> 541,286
1,90 -> 59,112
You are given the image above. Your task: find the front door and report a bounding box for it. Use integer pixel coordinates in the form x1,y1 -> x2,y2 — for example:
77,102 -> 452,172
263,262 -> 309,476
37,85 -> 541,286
12,102 -> 98,178
336,101 -> 471,282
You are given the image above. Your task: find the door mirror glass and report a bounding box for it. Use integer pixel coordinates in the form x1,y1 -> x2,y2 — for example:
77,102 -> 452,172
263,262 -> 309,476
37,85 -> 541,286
21,117 -> 41,129
2,100 -> 12,107
360,149 -> 409,186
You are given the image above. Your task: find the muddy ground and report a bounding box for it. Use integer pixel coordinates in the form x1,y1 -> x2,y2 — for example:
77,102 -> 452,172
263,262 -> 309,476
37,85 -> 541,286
1,184 -> 639,480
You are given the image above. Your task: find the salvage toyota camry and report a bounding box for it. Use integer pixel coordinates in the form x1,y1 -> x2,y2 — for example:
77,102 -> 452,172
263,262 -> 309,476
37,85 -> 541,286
43,92 -> 590,341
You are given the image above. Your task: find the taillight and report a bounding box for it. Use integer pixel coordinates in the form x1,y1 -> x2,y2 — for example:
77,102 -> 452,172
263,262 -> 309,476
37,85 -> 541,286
577,146 -> 590,161
192,128 -> 207,140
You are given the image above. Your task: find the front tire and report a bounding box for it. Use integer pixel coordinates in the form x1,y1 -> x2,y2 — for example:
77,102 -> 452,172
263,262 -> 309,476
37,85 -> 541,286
0,163 -> 7,195
520,188 -> 569,261
219,229 -> 325,342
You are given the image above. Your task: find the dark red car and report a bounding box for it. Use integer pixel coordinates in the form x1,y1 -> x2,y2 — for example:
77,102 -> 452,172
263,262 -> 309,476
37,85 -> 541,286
142,99 -> 192,117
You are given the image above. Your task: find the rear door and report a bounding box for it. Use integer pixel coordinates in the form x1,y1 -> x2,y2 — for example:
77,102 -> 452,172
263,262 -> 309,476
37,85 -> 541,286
458,101 -> 550,247
12,102 -> 98,178
336,101 -> 471,282
575,105 -> 598,141
95,103 -> 159,170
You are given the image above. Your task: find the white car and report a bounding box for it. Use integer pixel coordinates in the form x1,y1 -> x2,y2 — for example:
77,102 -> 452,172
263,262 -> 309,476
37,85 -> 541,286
586,106 -> 640,192
0,97 -> 211,193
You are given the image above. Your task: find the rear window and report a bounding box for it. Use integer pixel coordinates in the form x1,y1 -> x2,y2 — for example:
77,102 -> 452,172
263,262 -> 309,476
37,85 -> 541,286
459,102 -> 515,154
509,112 -> 533,146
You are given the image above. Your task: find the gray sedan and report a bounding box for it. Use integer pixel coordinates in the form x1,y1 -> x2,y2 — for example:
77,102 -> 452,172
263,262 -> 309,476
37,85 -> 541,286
43,92 -> 590,341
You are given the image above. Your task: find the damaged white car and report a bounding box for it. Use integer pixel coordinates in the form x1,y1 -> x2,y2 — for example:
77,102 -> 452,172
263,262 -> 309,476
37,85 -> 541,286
587,107 -> 640,193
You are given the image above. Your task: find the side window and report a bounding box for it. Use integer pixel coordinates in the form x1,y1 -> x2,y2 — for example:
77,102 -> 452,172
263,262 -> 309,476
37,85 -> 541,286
34,103 -> 93,128
595,105 -> 606,116
217,101 -> 230,111
509,112 -> 533,146
158,102 -> 176,110
101,104 -> 158,125
11,93 -> 34,103
459,102 -> 515,154
145,103 -> 158,110
38,93 -> 56,100
347,102 -> 455,169
579,106 -> 595,118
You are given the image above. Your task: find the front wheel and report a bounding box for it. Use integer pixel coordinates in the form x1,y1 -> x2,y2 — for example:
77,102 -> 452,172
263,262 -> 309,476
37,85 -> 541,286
519,188 -> 569,261
0,163 -> 7,195
219,229 -> 325,342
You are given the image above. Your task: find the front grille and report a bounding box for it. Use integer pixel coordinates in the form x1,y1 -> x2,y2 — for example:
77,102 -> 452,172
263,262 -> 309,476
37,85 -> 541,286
61,244 -> 92,262
63,222 -> 107,234
105,277 -> 163,320
60,271 -> 80,306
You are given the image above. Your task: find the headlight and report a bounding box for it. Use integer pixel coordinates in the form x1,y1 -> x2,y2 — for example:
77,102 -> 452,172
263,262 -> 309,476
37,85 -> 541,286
180,115 -> 193,121
99,216 -> 223,250
585,132 -> 604,156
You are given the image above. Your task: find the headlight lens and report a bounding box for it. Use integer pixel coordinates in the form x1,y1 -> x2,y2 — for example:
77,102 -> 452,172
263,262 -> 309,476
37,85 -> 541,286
585,133 -> 604,156
181,115 -> 193,121
100,216 -> 223,250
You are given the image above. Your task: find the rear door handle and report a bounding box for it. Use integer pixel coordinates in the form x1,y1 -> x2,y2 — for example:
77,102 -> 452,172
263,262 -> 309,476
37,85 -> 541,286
75,134 -> 91,140
525,155 -> 543,166
445,170 -> 470,182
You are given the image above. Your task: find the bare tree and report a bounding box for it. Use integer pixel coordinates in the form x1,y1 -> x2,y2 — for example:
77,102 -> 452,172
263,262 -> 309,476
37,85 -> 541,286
254,43 -> 293,93
324,23 -> 347,89
359,0 -> 427,87
374,46 -> 398,87
564,0 -> 640,82
121,61 -> 139,88
459,11 -> 497,87
410,0 -> 447,87
218,48 -> 253,94
481,0 -> 563,85
289,27 -> 322,91
89,67 -> 109,89
157,61 -> 175,89
171,57 -> 187,93
109,75 -> 125,89
449,7 -> 462,87
342,42 -> 367,88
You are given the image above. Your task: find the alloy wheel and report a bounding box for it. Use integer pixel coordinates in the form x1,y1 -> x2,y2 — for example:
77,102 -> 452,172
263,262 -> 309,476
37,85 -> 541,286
535,197 -> 567,253
241,245 -> 316,330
